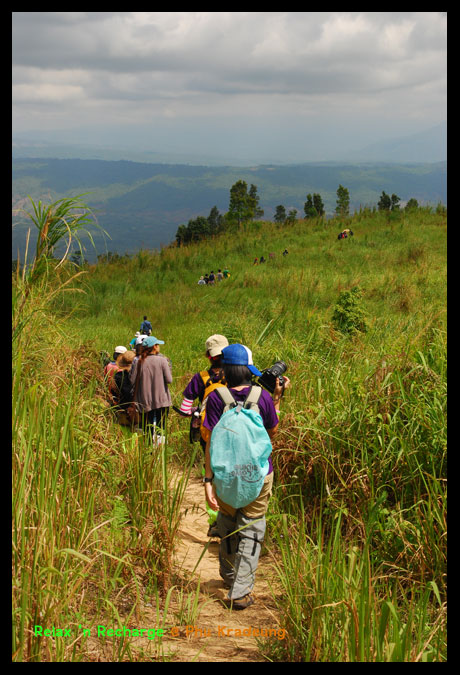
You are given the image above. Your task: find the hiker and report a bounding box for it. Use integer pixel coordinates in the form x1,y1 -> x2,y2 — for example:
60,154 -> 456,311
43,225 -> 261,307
104,345 -> 127,390
134,334 -> 149,359
204,274 -> 210,284
260,256 -> 266,263
282,248 -> 289,256
217,269 -> 224,281
203,343 -> 290,610
129,335 -> 172,442
178,334 -> 229,453
253,257 -> 258,265
177,333 -> 229,537
198,276 -> 206,285
129,332 -> 141,348
208,271 -> 216,285
140,316 -> 152,335
223,268 -> 230,279
111,350 -> 135,424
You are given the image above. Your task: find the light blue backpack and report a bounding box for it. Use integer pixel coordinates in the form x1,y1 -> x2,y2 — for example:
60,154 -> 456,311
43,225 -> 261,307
210,386 -> 272,509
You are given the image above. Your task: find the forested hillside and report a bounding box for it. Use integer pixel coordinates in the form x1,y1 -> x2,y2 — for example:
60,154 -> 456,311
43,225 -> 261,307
12,158 -> 447,261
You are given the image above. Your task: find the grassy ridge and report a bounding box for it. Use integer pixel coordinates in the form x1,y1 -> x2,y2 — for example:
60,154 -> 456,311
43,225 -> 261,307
13,207 -> 446,661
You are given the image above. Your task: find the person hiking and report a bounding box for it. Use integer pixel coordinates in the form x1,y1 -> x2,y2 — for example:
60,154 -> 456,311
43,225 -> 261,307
111,350 -> 135,424
178,334 -> 229,453
202,343 -> 290,610
104,345 -> 127,392
208,271 -> 216,285
140,316 -> 152,335
130,335 -> 172,442
177,333 -> 229,537
223,267 -> 230,279
129,332 -> 141,348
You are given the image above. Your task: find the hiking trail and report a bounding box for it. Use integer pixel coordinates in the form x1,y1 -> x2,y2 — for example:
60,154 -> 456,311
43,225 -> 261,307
153,472 -> 283,662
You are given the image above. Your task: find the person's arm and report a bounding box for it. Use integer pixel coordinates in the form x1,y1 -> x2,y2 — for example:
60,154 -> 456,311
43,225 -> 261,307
267,375 -> 291,438
204,434 -> 219,512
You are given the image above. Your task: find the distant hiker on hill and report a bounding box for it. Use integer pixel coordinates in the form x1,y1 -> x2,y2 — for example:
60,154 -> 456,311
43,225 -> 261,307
130,335 -> 172,443
217,269 -> 224,281
203,343 -> 290,610
260,256 -> 266,263
198,276 -> 206,285
140,316 -> 152,335
282,249 -> 289,256
338,228 -> 354,240
223,267 -> 230,278
208,271 -> 216,285
253,258 -> 259,265
204,274 -> 210,284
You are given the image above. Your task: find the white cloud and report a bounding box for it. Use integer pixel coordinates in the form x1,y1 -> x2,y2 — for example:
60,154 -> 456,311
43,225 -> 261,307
12,12 -> 447,161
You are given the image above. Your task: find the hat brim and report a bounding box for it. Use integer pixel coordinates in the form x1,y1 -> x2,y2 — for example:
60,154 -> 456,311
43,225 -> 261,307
248,364 -> 263,377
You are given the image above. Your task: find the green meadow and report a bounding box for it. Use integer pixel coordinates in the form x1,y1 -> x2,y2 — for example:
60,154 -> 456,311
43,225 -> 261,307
12,204 -> 446,661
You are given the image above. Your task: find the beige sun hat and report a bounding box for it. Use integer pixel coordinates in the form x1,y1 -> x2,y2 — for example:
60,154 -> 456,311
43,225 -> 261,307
205,334 -> 229,357
117,350 -> 135,369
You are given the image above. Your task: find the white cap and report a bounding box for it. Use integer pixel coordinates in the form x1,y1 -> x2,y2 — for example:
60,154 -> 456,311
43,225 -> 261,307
114,346 -> 127,354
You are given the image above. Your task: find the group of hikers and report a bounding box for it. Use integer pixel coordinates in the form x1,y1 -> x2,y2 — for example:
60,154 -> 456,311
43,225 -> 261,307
254,249 -> 289,265
197,268 -> 230,285
103,322 -> 291,612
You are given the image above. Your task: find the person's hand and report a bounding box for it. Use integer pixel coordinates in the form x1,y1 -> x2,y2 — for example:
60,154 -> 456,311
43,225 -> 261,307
273,375 -> 290,400
204,482 -> 219,512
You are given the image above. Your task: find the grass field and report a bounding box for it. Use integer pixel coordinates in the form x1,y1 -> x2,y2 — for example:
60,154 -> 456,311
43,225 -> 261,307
12,205 -> 446,661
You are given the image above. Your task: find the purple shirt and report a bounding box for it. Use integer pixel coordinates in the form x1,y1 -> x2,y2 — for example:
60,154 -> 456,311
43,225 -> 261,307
183,369 -> 222,403
203,386 -> 278,474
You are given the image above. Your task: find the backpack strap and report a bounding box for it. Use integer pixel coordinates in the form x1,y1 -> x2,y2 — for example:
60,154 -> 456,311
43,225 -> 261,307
214,386 -> 239,413
243,385 -> 262,412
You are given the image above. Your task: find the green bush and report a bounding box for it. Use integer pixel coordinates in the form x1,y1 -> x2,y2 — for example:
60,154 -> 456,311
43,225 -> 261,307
332,286 -> 367,334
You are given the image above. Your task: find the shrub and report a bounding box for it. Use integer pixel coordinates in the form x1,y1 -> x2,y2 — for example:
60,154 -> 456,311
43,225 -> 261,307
332,286 -> 367,334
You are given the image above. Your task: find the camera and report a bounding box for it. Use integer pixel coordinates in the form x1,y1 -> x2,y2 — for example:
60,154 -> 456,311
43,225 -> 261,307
257,361 -> 288,394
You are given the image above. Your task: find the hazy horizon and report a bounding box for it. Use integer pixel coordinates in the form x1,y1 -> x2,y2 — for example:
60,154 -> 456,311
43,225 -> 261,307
12,12 -> 447,165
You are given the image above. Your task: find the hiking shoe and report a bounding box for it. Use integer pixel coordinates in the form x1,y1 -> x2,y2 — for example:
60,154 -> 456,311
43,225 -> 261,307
222,594 -> 254,611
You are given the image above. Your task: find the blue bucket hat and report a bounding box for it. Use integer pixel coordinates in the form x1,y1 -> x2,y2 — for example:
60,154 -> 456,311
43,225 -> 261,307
143,335 -> 165,348
221,343 -> 262,377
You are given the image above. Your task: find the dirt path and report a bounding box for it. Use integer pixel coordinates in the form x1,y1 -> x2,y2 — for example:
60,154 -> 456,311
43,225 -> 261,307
158,472 -> 284,662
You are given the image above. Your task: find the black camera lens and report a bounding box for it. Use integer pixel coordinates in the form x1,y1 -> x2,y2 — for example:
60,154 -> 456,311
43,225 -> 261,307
257,361 -> 288,393
270,361 -> 287,377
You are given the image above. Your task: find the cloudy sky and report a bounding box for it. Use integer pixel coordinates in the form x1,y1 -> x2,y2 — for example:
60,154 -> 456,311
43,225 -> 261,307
12,12 -> 447,163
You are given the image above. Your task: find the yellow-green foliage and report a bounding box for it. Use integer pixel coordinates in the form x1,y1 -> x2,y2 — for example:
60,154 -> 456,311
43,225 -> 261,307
13,206 -> 446,661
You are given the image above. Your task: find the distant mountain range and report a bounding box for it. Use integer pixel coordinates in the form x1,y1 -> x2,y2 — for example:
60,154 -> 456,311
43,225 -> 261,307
12,156 -> 446,262
347,122 -> 446,163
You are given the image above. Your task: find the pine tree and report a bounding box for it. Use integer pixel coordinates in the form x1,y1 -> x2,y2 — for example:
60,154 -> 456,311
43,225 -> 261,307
313,193 -> 325,216
274,205 -> 287,223
304,194 -> 316,218
378,191 -> 391,211
248,184 -> 264,219
335,185 -> 350,217
228,180 -> 254,225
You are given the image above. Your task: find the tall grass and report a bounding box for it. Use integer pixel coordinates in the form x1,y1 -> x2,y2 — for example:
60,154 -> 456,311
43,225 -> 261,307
13,204 -> 446,661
